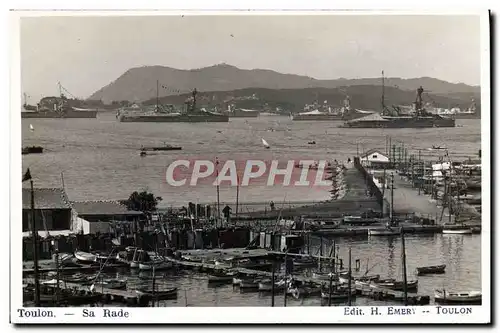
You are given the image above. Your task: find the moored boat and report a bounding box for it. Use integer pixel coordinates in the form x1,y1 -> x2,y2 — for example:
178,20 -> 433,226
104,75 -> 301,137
416,264 -> 446,275
371,279 -> 418,292
434,289 -> 482,305
74,251 -> 97,264
138,260 -> 173,271
239,279 -> 260,289
136,287 -> 178,300
320,291 -> 355,302
93,279 -> 127,290
442,225 -> 473,234
368,227 -> 401,236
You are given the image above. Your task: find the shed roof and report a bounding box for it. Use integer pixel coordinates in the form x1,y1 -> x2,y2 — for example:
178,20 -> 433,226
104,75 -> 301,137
22,188 -> 71,210
71,201 -> 144,216
361,148 -> 388,158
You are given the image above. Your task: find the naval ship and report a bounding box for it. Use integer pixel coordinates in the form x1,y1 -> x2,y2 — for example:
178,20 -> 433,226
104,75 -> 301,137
117,87 -> 229,123
291,96 -> 374,121
222,105 -> 259,118
342,85 -> 455,128
21,85 -> 97,119
342,71 -> 455,129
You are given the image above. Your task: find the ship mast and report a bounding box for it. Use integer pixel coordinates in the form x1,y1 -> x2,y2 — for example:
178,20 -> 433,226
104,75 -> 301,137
381,70 -> 385,113
156,80 -> 159,112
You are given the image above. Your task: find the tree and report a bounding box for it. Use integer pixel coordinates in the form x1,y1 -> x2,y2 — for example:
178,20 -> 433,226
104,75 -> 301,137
124,191 -> 163,215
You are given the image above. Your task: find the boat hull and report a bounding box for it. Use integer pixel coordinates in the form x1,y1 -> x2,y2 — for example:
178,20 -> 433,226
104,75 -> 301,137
22,110 -> 97,118
119,114 -> 229,123
442,228 -> 473,234
416,265 -> 446,275
434,291 -> 482,305
138,261 -> 173,271
343,116 -> 455,128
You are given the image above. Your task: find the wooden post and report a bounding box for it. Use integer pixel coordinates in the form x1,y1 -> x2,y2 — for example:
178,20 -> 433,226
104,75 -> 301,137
318,236 -> 323,271
328,272 -> 333,306
401,229 -> 408,306
30,180 -> 40,307
348,247 -> 352,306
283,252 -> 288,307
271,260 -> 275,307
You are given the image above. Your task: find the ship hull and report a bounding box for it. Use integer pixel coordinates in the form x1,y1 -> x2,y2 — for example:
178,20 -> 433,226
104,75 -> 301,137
21,110 -> 98,119
292,112 -> 370,121
119,114 -> 229,123
224,111 -> 259,118
342,116 -> 455,128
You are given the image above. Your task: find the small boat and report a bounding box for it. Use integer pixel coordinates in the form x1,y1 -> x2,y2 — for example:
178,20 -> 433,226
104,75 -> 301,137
93,279 -> 127,290
308,141 -> 316,145
136,287 -> 178,300
140,151 -> 147,157
442,225 -> 473,234
22,146 -> 43,155
258,279 -> 286,292
471,227 -> 481,234
140,145 -> 182,151
416,264 -> 446,276
139,260 -> 173,271
292,256 -> 316,267
239,279 -> 260,289
371,279 -> 418,292
434,289 -> 482,305
74,251 -> 97,263
262,138 -> 270,149
339,273 -> 380,284
320,291 -> 355,302
432,145 -> 447,150
208,272 -> 237,284
290,286 -> 322,299
64,273 -> 96,283
312,272 -> 336,281
368,227 -> 401,236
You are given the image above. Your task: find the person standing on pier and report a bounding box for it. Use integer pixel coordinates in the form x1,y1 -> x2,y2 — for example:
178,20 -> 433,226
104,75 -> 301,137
270,201 -> 275,211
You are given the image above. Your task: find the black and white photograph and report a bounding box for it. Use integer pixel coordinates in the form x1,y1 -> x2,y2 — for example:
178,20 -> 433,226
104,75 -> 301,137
10,9 -> 490,324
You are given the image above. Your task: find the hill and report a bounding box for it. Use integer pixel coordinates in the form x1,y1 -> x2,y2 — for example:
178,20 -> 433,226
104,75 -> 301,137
88,64 -> 480,103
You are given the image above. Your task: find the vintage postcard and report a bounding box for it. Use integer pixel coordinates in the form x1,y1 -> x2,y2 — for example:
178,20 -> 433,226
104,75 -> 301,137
10,9 -> 490,324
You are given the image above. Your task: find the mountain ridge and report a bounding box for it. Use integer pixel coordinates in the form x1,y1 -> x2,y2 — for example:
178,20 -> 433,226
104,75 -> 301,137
88,64 -> 480,103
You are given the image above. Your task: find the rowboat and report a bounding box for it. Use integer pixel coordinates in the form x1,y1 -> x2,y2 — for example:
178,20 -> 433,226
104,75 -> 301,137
208,271 -> 237,284
434,290 -> 482,305
292,256 -> 316,267
138,260 -> 173,271
339,273 -> 380,284
320,291 -> 355,302
442,225 -> 473,234
136,287 -> 178,300
258,279 -> 286,292
416,265 -> 446,275
74,251 -> 97,263
368,228 -> 401,236
290,286 -> 322,299
93,279 -> 127,290
239,279 -> 260,289
312,272 -> 335,281
371,279 -> 418,292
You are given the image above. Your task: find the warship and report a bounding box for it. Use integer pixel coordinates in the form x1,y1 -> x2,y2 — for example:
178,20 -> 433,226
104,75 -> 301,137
117,84 -> 229,123
222,105 -> 259,118
291,96 -> 374,121
21,84 -> 98,119
342,72 -> 455,128
429,99 -> 480,119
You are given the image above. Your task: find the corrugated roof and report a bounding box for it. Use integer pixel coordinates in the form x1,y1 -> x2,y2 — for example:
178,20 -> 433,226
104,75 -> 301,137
22,188 -> 71,210
71,201 -> 144,216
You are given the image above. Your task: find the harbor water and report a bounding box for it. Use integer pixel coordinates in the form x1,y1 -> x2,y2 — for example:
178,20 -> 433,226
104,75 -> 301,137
43,233 -> 479,307
21,114 -> 481,208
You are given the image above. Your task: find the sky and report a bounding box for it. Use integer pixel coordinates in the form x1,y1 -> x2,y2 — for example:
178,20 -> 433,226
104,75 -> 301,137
19,14 -> 481,102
